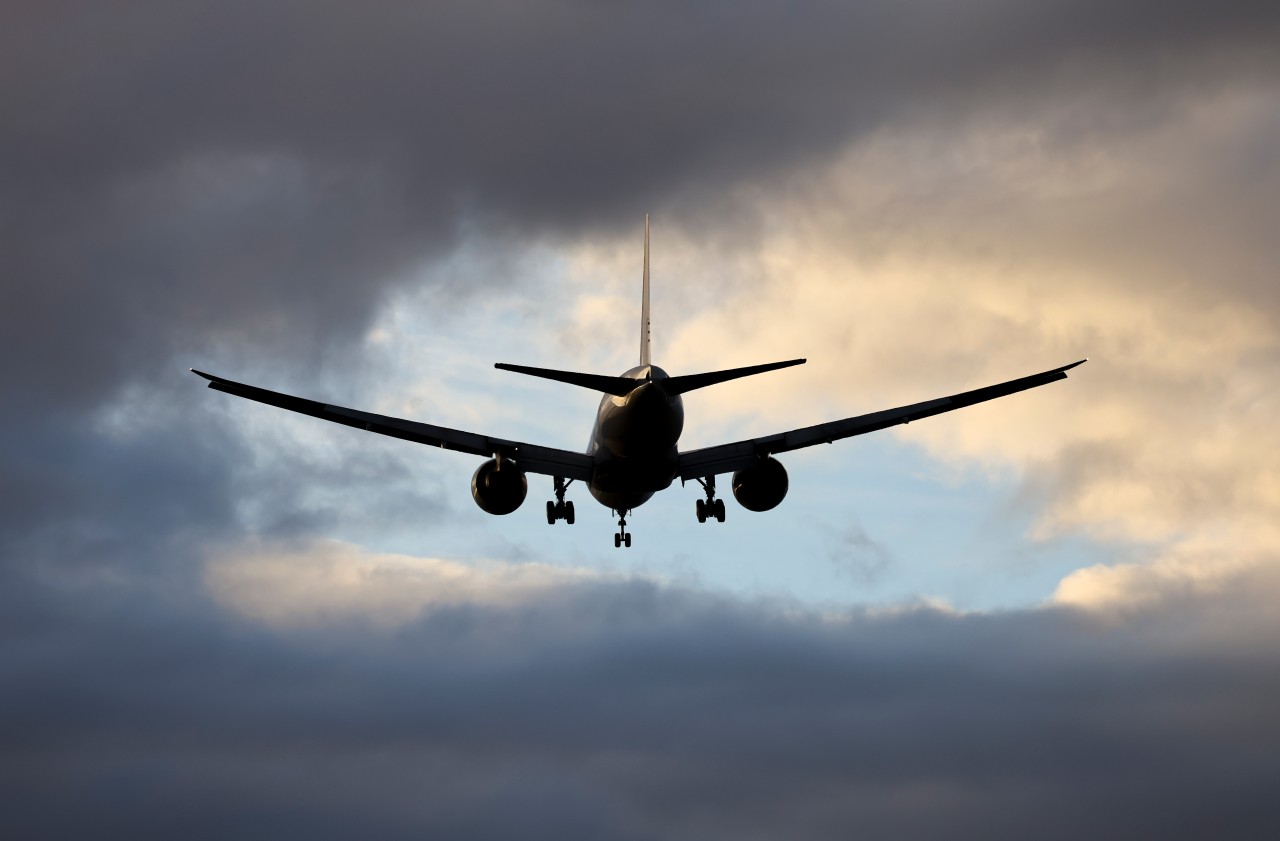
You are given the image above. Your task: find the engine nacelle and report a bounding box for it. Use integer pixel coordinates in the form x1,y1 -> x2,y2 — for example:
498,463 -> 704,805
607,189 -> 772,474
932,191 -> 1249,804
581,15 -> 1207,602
731,457 -> 789,512
471,458 -> 527,515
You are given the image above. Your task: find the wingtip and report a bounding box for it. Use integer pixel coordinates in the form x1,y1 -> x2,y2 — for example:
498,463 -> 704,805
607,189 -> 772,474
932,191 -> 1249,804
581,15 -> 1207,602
1062,358 -> 1088,372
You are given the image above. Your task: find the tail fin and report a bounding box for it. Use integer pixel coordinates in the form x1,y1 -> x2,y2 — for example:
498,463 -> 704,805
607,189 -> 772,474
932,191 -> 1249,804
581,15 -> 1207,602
640,214 -> 651,367
494,217 -> 806,397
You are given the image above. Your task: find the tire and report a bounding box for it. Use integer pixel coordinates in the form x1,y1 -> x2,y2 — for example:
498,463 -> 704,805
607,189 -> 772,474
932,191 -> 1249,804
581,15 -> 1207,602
696,499 -> 707,523
614,533 -> 622,548
546,500 -> 557,524
623,533 -> 632,547
565,501 -> 575,525
714,498 -> 726,522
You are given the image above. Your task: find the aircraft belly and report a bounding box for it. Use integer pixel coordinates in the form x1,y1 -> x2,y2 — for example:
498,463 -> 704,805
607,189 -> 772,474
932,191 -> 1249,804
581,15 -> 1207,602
589,487 -> 654,511
590,453 -> 676,489
587,450 -> 678,511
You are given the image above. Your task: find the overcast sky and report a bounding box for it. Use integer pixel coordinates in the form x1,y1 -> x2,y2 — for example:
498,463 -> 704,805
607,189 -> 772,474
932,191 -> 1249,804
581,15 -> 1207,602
3,1 -> 1280,838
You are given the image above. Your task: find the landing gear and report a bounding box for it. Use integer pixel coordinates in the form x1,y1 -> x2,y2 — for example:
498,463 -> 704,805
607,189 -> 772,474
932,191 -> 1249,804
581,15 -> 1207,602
546,477 -> 575,524
613,511 -> 632,548
694,476 -> 726,523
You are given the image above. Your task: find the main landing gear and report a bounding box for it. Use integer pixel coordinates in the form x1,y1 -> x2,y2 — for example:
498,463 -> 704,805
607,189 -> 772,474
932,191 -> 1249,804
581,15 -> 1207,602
613,510 -> 632,548
694,476 -> 726,523
546,477 -> 575,525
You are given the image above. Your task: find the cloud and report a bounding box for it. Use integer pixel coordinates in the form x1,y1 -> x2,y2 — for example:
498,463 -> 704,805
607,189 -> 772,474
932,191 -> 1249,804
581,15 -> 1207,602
824,520 -> 895,585
655,82 -> 1280,608
203,538 -> 612,629
4,1 -> 1275,577
3,2 -> 1280,836
1052,524 -> 1280,614
5,0 -> 1278,412
5,565 -> 1279,839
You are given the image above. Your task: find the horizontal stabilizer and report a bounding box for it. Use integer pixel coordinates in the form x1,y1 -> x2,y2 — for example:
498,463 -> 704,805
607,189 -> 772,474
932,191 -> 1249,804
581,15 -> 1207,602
663,358 -> 806,396
495,358 -> 806,397
495,363 -> 640,397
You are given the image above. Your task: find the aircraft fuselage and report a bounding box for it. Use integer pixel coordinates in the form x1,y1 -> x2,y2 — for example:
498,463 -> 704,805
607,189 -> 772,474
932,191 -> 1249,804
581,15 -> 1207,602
587,365 -> 683,511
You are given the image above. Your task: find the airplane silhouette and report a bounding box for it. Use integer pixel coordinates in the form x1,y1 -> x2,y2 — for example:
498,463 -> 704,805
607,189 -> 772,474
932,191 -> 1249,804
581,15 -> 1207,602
193,217 -> 1085,547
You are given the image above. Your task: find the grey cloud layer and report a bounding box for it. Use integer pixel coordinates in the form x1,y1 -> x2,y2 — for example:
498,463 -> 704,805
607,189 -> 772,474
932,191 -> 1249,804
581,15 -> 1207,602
5,0 -> 1278,414
5,577 -> 1278,840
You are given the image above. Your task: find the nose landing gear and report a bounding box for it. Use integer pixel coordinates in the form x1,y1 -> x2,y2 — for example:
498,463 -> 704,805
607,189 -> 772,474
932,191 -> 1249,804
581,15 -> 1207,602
613,510 -> 632,548
546,477 -> 576,524
694,476 -> 726,523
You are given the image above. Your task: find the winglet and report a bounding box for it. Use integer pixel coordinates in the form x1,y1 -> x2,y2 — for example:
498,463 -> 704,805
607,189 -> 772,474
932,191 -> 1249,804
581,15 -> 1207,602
640,214 -> 651,367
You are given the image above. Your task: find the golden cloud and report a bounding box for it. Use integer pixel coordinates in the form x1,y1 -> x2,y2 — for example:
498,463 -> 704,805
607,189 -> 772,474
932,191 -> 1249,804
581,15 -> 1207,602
579,87 -> 1280,611
203,538 -> 612,630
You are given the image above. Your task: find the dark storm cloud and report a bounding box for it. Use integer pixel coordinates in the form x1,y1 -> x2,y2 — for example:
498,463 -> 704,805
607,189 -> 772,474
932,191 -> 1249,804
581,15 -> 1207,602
3,576 -> 1278,840
3,0 -> 1276,539
5,0 -> 1279,414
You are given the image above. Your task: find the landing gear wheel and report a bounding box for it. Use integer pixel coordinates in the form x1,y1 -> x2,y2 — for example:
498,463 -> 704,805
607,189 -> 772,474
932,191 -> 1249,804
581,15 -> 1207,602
614,511 -> 631,548
547,477 -> 575,525
695,476 -> 722,524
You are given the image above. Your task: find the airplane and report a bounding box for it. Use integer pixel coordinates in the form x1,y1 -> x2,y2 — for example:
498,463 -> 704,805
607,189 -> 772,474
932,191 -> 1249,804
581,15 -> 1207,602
192,216 -> 1086,548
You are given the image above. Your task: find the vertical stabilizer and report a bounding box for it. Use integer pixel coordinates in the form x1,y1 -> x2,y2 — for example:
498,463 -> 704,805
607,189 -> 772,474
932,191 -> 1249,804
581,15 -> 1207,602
640,215 -> 651,367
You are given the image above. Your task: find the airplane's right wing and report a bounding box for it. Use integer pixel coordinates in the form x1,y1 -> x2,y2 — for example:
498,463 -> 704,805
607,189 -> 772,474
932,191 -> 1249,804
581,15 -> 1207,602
677,359 -> 1087,480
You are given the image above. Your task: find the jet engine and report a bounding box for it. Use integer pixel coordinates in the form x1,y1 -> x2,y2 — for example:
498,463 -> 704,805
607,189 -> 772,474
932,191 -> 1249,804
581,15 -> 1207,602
731,457 -> 789,512
471,458 -> 527,515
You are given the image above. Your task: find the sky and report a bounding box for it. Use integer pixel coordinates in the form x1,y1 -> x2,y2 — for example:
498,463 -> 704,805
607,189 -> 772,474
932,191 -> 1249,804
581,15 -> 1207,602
3,1 -> 1279,837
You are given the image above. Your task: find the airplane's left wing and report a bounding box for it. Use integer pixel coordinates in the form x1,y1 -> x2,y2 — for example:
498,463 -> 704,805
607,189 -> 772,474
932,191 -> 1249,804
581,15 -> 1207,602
191,369 -> 595,481
677,359 -> 1086,480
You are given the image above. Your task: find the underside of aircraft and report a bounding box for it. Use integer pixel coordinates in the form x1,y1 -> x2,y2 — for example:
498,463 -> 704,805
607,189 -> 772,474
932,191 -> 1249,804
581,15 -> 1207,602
194,217 -> 1085,547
